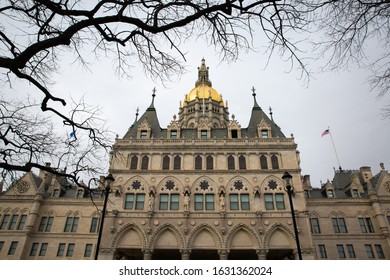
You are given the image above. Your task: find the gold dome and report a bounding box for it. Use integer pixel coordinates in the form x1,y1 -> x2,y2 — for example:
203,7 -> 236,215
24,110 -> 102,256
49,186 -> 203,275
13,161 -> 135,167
185,84 -> 223,103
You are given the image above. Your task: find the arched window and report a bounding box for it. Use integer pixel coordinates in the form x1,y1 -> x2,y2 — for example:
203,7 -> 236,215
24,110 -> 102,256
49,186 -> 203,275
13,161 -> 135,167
227,155 -> 235,170
260,155 -> 268,169
174,155 -> 181,170
239,155 -> 246,170
162,155 -> 170,170
195,155 -> 202,170
141,155 -> 149,170
271,155 -> 279,169
130,155 -> 138,170
206,155 -> 214,170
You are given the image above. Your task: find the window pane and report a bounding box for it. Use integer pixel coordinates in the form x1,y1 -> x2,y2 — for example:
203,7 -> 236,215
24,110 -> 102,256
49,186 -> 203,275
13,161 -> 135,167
30,243 -> 39,256
206,194 -> 215,210
318,244 -> 327,258
365,245 -> 374,258
238,155 -> 246,170
311,218 -> 321,234
162,155 -> 170,170
331,218 -> 339,233
8,215 -> 18,230
0,241 -> 4,253
141,156 -> 149,170
338,218 -> 348,233
17,215 -> 27,230
337,245 -> 346,258
375,245 -> 385,259
159,194 -> 169,210
90,217 -> 99,233
366,218 -> 375,233
227,155 -> 235,170
275,194 -> 285,210
195,194 -> 203,210
0,214 -> 10,230
170,130 -> 177,139
206,155 -> 213,170
174,155 -> 181,170
72,217 -> 79,232
66,244 -> 75,257
39,243 -> 48,256
57,243 -> 65,257
170,194 -> 180,210
346,244 -> 356,258
271,155 -> 279,169
264,194 -> 274,210
8,241 -> 18,255
135,194 -> 145,210
195,155 -> 202,170
64,217 -> 72,232
260,155 -> 268,169
38,217 -> 47,232
130,155 -> 138,170
358,218 -> 367,233
125,194 -> 134,209
84,244 -> 93,257
240,194 -> 250,210
46,217 -> 54,232
229,194 -> 239,210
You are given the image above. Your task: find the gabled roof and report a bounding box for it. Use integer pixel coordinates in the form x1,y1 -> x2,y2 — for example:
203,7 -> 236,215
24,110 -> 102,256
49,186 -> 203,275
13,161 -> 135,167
123,94 -> 162,139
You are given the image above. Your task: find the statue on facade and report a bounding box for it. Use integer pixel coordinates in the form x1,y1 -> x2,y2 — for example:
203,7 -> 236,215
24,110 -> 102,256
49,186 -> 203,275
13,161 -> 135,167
219,194 -> 225,211
183,193 -> 190,211
148,194 -> 154,211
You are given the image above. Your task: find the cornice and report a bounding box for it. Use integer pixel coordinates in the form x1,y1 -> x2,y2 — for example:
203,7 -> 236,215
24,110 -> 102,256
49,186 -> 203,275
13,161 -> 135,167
110,168 -> 301,175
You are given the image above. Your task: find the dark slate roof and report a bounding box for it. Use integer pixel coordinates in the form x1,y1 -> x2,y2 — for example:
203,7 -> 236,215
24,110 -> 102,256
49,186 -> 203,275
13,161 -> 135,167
123,104 -> 162,139
245,99 -> 285,138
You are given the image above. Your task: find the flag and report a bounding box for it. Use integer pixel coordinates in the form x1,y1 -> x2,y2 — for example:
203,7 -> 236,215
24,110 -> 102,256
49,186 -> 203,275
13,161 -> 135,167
70,130 -> 76,138
321,129 -> 330,137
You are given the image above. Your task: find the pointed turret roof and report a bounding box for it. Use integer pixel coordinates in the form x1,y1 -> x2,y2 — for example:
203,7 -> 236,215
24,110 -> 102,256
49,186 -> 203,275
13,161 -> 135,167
245,88 -> 285,138
123,90 -> 162,139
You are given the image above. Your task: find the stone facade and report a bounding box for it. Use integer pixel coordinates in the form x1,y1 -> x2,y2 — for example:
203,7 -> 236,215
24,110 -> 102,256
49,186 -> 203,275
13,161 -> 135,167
0,59 -> 389,260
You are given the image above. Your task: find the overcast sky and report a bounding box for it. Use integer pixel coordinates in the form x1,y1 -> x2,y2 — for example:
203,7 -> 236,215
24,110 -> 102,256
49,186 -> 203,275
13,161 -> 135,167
4,29 -> 389,188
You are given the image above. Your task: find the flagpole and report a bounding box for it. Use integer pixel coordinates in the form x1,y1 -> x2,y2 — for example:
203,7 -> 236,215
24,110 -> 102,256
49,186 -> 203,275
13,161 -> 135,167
328,127 -> 342,170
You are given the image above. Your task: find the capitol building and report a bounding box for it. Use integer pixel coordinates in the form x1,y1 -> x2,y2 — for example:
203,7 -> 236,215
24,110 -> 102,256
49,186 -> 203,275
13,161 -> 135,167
1,59 -> 389,260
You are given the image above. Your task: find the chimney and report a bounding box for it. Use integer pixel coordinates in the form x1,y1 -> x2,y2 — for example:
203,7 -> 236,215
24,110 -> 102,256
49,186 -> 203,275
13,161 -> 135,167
359,166 -> 373,183
302,175 -> 312,189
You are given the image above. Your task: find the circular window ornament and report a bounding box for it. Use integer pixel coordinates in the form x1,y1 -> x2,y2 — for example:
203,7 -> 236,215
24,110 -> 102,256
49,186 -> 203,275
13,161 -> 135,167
17,181 -> 30,193
131,180 -> 141,190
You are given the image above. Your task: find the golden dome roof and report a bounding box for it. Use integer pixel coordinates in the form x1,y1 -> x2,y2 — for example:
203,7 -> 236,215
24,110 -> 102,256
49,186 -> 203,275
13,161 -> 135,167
185,84 -> 223,103
182,58 -> 224,106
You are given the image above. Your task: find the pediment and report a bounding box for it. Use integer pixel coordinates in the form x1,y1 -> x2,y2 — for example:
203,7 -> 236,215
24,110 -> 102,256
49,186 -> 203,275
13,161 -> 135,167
3,172 -> 40,196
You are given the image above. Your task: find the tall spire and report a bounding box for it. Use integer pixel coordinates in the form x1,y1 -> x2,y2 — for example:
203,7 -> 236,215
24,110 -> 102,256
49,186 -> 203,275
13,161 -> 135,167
195,58 -> 212,87
149,87 -> 156,109
251,86 -> 260,108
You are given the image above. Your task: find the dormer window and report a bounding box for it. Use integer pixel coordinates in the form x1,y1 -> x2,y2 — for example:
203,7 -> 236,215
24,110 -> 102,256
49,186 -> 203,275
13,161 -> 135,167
231,129 -> 238,138
170,130 -> 177,139
352,189 -> 359,198
76,189 -> 84,198
140,130 -> 147,139
261,129 -> 269,138
327,189 -> 334,198
201,130 -> 207,139
52,189 -> 60,197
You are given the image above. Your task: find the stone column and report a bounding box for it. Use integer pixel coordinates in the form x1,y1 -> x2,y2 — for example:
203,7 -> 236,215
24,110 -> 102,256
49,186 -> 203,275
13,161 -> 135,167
181,249 -> 191,260
257,249 -> 267,260
218,250 -> 228,260
143,249 -> 153,260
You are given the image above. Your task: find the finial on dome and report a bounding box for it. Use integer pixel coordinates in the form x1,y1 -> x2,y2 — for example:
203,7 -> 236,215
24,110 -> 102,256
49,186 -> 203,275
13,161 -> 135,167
195,58 -> 212,87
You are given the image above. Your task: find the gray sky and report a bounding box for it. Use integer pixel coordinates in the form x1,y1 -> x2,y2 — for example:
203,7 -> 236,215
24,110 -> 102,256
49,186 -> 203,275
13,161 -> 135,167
4,32 -> 389,188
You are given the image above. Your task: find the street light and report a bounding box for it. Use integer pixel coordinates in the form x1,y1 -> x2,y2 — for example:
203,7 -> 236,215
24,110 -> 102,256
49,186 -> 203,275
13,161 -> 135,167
282,171 -> 302,260
94,173 -> 115,260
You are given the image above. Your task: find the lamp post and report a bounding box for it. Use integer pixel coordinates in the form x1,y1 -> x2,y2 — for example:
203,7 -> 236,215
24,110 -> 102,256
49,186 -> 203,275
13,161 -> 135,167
94,173 -> 115,260
282,171 -> 302,260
